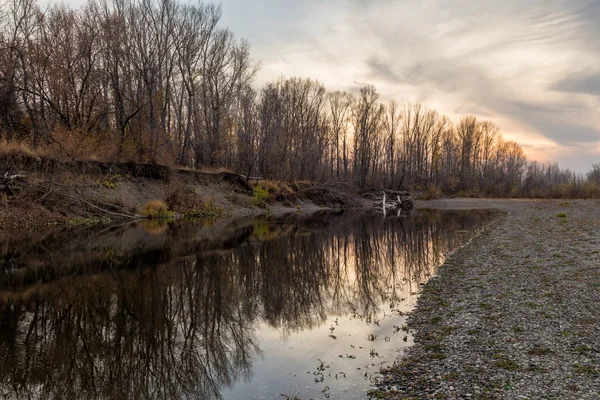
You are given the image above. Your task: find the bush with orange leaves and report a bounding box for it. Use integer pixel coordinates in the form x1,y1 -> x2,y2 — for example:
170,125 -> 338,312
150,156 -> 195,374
141,200 -> 174,219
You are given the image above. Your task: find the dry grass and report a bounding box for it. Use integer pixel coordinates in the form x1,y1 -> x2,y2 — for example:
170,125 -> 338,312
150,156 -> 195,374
0,139 -> 45,160
250,179 -> 295,200
1,130 -> 179,166
163,183 -> 202,212
417,186 -> 443,200
199,166 -> 234,174
0,134 -> 112,162
141,200 -> 173,218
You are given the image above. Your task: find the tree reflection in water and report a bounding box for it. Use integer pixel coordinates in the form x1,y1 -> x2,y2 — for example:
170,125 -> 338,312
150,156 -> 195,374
0,209 -> 495,399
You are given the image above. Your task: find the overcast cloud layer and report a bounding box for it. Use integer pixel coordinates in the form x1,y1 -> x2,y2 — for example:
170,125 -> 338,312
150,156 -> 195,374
220,0 -> 600,172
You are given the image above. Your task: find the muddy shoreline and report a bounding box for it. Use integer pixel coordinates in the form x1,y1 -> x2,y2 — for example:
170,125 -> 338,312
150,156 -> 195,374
376,199 -> 600,399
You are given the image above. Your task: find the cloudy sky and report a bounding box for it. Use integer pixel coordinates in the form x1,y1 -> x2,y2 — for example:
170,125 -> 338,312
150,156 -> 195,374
218,0 -> 600,172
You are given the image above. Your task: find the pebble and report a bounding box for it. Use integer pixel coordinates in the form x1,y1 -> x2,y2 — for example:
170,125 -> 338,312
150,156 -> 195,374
375,199 -> 600,400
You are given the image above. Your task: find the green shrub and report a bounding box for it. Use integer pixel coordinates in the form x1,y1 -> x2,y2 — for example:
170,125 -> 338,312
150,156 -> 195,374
557,212 -> 567,218
252,185 -> 269,207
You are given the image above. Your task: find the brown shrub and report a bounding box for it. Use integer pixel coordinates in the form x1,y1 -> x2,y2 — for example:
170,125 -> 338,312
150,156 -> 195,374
48,127 -> 119,162
418,186 -> 442,200
164,183 -> 201,212
141,200 -> 172,218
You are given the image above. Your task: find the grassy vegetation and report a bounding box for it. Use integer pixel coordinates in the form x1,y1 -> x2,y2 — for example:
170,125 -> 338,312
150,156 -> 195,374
495,357 -> 520,371
67,216 -> 112,227
442,371 -> 460,381
99,174 -> 122,189
416,185 -> 442,200
0,131 -> 127,163
141,200 -> 173,219
248,179 -> 298,205
181,201 -> 225,220
527,347 -> 553,356
573,363 -> 599,375
0,139 -> 45,160
251,184 -> 269,208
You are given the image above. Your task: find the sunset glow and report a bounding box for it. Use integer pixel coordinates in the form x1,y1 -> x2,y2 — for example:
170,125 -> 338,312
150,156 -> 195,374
221,0 -> 600,171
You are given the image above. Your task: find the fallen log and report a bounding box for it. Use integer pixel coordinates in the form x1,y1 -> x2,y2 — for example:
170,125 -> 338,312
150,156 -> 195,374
1,172 -> 27,197
364,189 -> 414,213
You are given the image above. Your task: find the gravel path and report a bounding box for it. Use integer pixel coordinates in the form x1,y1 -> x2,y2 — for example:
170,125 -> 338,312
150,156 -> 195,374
376,199 -> 600,400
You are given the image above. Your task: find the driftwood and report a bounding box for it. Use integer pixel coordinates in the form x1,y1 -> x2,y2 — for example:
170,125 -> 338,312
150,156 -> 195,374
59,193 -> 141,220
363,190 -> 411,199
0,172 -> 27,197
364,189 -> 414,213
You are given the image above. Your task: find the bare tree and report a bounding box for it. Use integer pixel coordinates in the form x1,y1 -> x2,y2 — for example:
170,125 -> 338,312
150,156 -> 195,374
587,163 -> 600,185
352,85 -> 383,190
197,27 -> 258,168
382,100 -> 400,187
328,90 -> 353,178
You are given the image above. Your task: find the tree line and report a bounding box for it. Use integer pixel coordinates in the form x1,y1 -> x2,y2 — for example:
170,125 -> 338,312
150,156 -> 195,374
1,0 -> 599,197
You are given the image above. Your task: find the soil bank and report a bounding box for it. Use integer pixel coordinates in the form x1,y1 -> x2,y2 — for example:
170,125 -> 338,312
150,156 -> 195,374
0,154 -> 364,237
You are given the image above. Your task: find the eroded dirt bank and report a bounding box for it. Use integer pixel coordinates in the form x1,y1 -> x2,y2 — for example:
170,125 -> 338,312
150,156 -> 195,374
376,199 -> 600,399
0,154 -> 363,237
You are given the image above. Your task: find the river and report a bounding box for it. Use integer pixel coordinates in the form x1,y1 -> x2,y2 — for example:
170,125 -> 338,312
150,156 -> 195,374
0,209 -> 495,399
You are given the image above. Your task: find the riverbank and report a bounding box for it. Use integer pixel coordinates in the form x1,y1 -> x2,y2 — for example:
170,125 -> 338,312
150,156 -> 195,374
0,154 -> 364,237
376,198 -> 600,399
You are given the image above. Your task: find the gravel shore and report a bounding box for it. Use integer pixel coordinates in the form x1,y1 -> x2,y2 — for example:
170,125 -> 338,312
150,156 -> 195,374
376,199 -> 600,400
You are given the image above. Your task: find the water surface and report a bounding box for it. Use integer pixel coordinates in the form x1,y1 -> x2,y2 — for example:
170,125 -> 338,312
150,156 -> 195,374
0,209 -> 495,399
